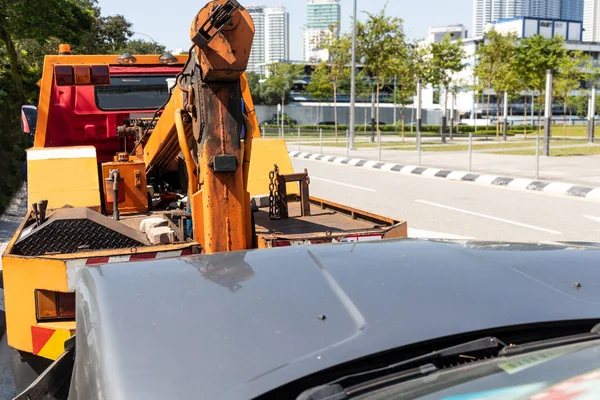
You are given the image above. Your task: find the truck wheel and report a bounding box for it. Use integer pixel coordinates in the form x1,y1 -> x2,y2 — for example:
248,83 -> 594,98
9,347 -> 52,394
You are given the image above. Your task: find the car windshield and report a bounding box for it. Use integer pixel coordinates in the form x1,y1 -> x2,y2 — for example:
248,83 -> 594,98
95,74 -> 172,111
354,340 -> 600,400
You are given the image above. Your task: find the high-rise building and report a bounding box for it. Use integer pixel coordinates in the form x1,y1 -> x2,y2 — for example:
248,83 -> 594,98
264,6 -> 289,63
473,0 -> 582,37
303,0 -> 341,61
472,0 -> 525,37
526,0 -> 561,18
561,0 -> 584,21
247,6 -> 265,73
583,0 -> 600,41
246,6 -> 289,73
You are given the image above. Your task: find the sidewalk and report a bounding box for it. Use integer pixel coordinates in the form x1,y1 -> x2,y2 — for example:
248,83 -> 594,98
294,144 -> 600,188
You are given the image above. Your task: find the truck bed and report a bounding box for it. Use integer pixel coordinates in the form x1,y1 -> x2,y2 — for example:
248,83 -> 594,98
254,197 -> 407,247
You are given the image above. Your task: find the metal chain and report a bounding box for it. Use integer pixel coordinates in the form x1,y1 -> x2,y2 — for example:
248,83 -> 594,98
268,164 -> 280,219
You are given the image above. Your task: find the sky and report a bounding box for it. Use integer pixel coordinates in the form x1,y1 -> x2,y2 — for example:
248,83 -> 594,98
97,0 -> 473,59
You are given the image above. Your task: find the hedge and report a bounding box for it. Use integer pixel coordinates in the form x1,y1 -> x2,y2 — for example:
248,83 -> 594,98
262,124 -> 536,134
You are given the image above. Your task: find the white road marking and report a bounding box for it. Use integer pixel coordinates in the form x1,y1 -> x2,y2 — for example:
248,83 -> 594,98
415,199 -> 562,235
408,228 -> 472,240
475,175 -> 499,185
422,168 -> 440,177
508,178 -> 534,190
311,177 -> 377,192
447,171 -> 467,181
584,215 -> 600,223
544,182 -> 573,194
587,189 -> 600,201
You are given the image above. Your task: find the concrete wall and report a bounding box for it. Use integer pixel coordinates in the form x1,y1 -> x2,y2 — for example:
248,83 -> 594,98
256,103 -> 443,126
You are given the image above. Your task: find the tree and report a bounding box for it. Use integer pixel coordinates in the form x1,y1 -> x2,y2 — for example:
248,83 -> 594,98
306,62 -> 333,125
260,63 -> 303,133
424,34 -> 466,142
246,72 -> 262,105
119,39 -> 166,55
514,35 -> 567,133
0,0 -> 95,103
393,43 -> 421,140
475,29 -> 516,137
554,50 -> 592,136
322,27 -> 352,140
357,7 -> 406,142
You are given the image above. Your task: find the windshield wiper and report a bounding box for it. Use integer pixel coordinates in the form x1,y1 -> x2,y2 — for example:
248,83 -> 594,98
297,337 -> 506,400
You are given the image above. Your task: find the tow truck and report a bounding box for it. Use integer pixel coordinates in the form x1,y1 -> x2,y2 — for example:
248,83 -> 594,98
1,0 -> 407,394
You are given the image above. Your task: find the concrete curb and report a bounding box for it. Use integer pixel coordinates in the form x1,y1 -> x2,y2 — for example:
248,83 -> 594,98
289,151 -> 600,202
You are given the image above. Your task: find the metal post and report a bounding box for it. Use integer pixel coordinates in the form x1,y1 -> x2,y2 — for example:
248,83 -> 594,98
377,130 -> 381,161
416,79 -> 422,166
297,126 -> 301,151
589,84 -> 596,143
450,91 -> 454,140
441,86 -> 447,143
346,129 -> 350,158
319,128 -> 323,154
503,91 -> 508,141
393,76 -> 397,126
543,69 -> 552,156
370,90 -> 376,143
531,92 -> 535,128
468,132 -> 473,172
261,126 -> 265,138
535,132 -> 540,179
349,0 -> 357,149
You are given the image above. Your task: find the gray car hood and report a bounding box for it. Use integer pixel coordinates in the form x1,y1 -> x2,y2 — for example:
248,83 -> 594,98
70,239 -> 600,399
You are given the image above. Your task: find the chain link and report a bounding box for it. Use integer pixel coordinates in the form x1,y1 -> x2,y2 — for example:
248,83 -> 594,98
268,164 -> 280,219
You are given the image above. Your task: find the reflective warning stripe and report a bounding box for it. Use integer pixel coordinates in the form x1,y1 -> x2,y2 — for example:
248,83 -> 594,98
31,326 -> 75,360
27,146 -> 97,160
83,249 -> 194,265
66,248 -> 196,290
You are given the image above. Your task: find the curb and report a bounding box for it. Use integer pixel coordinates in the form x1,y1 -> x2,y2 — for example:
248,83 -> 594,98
289,151 -> 600,202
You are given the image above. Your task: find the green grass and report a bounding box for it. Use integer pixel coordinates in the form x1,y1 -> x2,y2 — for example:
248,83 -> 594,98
488,145 -> 600,156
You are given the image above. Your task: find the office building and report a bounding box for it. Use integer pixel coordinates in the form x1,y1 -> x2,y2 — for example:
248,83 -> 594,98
303,0 -> 341,61
473,0 -> 583,37
561,0 -> 584,21
583,0 -> 600,41
525,0 -> 561,18
246,6 -> 289,72
247,6 -> 265,73
472,0 -> 525,36
264,6 -> 289,63
427,25 -> 468,44
485,16 -> 582,40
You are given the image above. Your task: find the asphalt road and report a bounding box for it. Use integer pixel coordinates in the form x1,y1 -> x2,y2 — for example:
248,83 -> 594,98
292,158 -> 600,244
0,167 -> 598,399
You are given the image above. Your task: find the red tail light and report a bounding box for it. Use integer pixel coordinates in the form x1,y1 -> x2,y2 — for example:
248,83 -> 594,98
55,65 -> 110,86
91,65 -> 110,85
54,65 -> 74,86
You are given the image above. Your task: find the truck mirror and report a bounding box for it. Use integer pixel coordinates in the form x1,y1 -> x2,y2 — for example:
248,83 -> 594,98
21,105 -> 38,138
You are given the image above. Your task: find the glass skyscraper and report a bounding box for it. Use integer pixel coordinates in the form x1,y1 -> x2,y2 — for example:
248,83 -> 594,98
561,0 -> 584,21
303,0 -> 341,61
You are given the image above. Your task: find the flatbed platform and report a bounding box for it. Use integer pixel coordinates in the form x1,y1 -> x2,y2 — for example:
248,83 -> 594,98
254,197 -> 407,247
